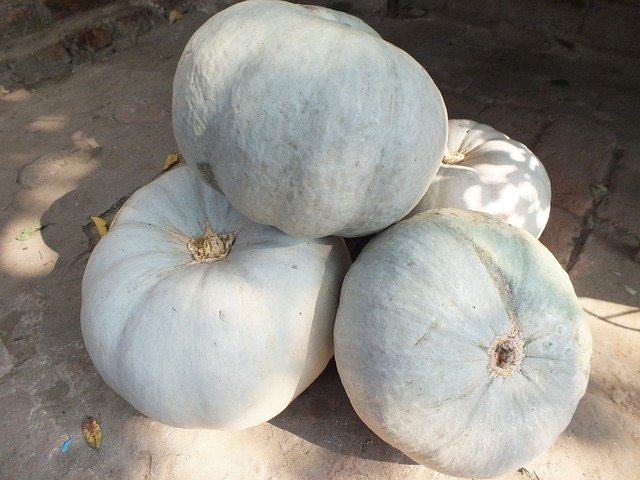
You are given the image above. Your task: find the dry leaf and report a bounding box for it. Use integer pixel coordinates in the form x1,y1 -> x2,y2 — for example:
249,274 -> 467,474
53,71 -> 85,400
169,9 -> 181,24
15,223 -> 46,241
82,416 -> 103,450
90,216 -> 108,237
163,153 -> 180,171
583,214 -> 596,230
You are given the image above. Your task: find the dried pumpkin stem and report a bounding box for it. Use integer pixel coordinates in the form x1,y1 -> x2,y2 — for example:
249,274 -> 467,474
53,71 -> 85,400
442,151 -> 465,165
187,227 -> 235,263
488,328 -> 524,377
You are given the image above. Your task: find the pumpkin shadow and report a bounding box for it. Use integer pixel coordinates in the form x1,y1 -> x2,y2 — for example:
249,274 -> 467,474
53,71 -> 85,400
38,184 -> 148,418
269,359 -> 416,464
269,230 -> 414,464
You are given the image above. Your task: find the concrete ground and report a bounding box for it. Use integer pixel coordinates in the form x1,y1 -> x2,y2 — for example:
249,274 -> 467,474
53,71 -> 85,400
1,5 -> 639,480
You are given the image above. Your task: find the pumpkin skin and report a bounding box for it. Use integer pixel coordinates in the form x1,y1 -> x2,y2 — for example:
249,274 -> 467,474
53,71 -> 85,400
172,0 -> 447,238
334,209 -> 591,478
410,119 -> 551,238
81,167 -> 350,430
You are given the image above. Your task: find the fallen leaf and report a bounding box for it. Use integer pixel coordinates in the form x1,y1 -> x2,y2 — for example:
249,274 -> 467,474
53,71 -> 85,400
60,438 -> 72,454
169,9 -> 181,24
590,182 -> 608,203
583,214 -> 596,230
622,284 -> 637,296
15,223 -> 46,241
163,153 -> 180,171
90,216 -> 108,237
82,417 -> 103,450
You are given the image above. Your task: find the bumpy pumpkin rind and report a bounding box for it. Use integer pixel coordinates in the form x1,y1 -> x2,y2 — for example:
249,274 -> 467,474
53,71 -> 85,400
335,208 -> 591,478
172,0 -> 447,238
81,167 -> 351,430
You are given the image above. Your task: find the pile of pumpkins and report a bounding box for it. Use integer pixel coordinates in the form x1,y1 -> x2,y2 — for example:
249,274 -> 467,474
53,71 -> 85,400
81,1 -> 591,478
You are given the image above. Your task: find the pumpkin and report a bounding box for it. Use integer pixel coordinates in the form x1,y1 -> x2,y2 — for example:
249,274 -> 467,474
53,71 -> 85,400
172,0 -> 447,238
334,208 -> 591,478
81,167 -> 350,430
410,119 -> 551,238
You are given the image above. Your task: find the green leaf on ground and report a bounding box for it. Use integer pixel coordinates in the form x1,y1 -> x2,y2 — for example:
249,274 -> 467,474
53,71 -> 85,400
15,224 -> 46,241
583,214 -> 596,230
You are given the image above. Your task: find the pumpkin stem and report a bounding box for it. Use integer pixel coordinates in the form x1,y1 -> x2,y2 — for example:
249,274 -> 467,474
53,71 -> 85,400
442,151 -> 465,165
488,328 -> 524,377
187,227 -> 235,263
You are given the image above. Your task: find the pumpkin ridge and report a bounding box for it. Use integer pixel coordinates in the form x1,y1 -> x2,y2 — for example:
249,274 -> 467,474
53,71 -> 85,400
439,218 -> 527,377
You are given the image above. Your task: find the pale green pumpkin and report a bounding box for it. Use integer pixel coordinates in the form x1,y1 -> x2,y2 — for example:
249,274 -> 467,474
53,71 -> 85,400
81,167 -> 350,430
172,0 -> 447,238
335,208 -> 591,478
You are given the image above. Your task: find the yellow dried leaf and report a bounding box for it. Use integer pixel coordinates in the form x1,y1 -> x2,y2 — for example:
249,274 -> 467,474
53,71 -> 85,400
169,9 -> 181,24
163,153 -> 180,171
91,216 -> 108,237
82,416 -> 103,450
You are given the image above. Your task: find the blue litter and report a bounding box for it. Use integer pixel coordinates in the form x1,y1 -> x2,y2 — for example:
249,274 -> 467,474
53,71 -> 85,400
61,438 -> 72,453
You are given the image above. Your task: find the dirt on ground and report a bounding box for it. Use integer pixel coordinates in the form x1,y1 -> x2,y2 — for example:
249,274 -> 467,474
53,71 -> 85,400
0,4 -> 639,480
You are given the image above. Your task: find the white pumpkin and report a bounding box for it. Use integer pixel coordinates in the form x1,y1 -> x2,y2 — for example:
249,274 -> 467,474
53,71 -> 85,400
334,209 -> 591,478
81,167 -> 350,430
410,119 -> 551,238
172,0 -> 447,238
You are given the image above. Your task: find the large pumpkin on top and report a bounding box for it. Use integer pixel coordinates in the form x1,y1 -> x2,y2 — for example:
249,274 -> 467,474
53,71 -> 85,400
172,0 -> 447,238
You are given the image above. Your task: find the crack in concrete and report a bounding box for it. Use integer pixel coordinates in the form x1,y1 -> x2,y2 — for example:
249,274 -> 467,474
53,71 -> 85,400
529,117 -> 556,153
566,146 -> 625,271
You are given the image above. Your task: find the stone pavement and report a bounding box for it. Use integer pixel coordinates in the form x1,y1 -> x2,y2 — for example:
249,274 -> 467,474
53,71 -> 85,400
1,4 -> 639,480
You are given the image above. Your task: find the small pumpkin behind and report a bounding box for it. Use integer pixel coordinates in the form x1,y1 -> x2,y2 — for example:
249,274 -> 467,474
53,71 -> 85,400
410,119 -> 551,238
81,166 -> 351,430
334,208 -> 591,478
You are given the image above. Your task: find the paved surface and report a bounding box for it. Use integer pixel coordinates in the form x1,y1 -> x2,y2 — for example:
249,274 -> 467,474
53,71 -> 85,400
1,5 -> 639,480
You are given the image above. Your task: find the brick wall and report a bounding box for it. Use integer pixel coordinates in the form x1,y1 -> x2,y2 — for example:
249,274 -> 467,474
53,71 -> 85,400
399,0 -> 640,53
2,0 -> 638,53
0,0 -> 119,40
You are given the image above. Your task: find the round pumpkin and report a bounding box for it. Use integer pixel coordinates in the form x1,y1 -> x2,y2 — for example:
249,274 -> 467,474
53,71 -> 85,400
334,208 -> 591,478
81,167 -> 350,430
410,119 -> 551,238
172,0 -> 447,238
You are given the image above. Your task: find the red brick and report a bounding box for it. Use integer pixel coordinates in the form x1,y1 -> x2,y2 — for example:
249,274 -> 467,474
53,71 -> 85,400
86,26 -> 112,51
43,0 -> 118,21
47,41 -> 71,62
0,2 -> 46,39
